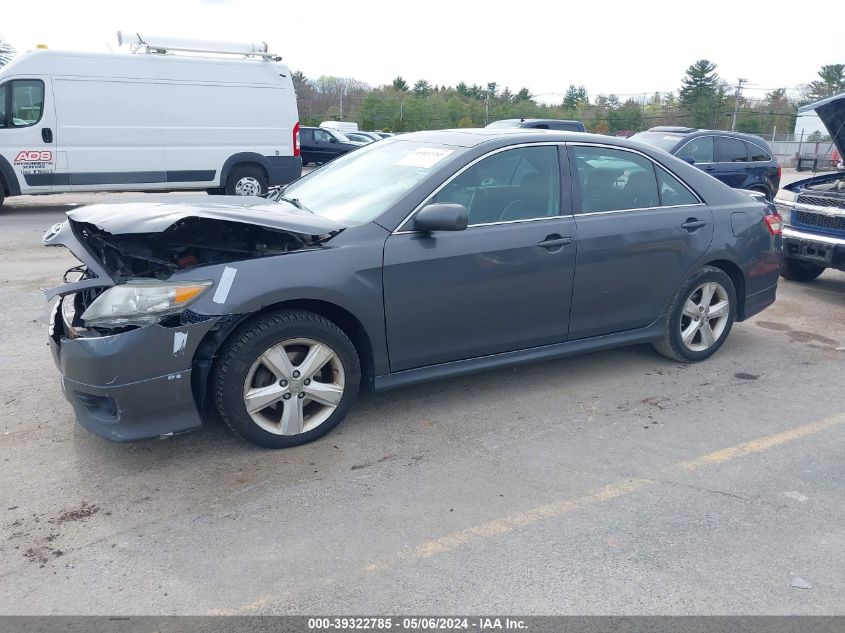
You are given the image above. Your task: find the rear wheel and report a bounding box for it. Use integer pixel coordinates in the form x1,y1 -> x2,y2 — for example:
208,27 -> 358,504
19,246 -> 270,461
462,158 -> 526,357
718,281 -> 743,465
213,310 -> 360,448
654,266 -> 736,362
781,258 -> 825,282
0,186 -> 5,208
225,165 -> 268,196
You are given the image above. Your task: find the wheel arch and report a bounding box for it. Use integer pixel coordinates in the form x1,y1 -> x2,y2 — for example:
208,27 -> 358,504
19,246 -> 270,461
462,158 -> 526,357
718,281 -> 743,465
703,258 -> 746,320
193,298 -> 376,409
219,153 -> 271,188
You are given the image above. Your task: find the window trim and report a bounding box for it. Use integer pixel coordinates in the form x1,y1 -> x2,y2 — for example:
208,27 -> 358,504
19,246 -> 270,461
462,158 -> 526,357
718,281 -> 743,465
568,142 -> 704,216
393,142 -> 571,234
0,79 -> 46,129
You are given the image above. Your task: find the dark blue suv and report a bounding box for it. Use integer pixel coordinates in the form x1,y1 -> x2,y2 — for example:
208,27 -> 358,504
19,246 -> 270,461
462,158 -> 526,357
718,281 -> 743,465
631,127 -> 781,200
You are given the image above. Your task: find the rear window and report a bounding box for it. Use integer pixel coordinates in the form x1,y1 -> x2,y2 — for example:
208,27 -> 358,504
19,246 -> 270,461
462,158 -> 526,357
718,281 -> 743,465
629,131 -> 686,152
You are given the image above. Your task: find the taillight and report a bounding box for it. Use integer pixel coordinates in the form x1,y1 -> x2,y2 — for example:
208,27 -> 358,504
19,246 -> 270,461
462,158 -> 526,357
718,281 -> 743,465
777,165 -> 782,181
764,212 -> 783,235
293,122 -> 301,157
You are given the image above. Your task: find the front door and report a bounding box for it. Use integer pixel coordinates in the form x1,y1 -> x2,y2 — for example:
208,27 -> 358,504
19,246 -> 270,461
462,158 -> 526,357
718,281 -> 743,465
568,144 -> 714,339
0,77 -> 57,192
383,144 -> 576,372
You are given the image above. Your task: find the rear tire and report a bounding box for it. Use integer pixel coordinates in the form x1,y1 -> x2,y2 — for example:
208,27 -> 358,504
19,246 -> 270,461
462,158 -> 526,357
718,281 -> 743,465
225,165 -> 268,196
781,258 -> 825,282
0,186 -> 5,208
654,266 -> 736,362
213,310 -> 360,448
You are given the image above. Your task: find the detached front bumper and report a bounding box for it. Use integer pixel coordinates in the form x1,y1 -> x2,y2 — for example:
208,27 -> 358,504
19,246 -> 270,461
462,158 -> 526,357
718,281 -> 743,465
49,297 -> 218,442
783,226 -> 845,271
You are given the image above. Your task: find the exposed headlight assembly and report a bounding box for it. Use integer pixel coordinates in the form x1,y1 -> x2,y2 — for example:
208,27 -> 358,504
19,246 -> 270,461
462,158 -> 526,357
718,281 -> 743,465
773,189 -> 796,224
81,280 -> 213,328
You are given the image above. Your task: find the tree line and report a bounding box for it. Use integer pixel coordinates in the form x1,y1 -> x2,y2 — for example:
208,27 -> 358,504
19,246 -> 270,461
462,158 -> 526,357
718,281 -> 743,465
294,60 -> 845,138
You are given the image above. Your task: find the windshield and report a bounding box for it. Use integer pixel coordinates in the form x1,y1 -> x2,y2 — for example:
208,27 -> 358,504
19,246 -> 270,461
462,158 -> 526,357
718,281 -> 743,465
329,129 -> 351,142
629,131 -> 686,152
280,139 -> 462,224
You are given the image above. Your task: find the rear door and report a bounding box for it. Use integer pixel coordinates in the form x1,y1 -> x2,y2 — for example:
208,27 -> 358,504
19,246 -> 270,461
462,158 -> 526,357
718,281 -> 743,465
568,144 -> 714,339
0,77 -> 57,192
714,136 -> 750,189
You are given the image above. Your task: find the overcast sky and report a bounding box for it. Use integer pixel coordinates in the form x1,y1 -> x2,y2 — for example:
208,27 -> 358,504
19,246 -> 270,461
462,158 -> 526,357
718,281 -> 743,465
3,0 -> 841,102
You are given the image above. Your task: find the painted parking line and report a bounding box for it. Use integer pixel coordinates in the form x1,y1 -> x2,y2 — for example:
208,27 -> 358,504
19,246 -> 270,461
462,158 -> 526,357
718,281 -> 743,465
225,413 -> 845,613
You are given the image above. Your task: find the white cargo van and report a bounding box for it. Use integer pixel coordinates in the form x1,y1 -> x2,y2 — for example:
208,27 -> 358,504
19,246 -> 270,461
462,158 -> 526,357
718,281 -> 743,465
320,120 -> 359,134
0,35 -> 301,207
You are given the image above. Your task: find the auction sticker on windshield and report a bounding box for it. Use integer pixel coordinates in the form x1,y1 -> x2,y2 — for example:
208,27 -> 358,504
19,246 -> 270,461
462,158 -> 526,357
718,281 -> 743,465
396,147 -> 454,168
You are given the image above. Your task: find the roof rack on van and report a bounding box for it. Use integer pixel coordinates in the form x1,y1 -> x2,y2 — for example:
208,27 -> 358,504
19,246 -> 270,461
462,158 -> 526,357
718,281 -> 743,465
117,32 -> 281,60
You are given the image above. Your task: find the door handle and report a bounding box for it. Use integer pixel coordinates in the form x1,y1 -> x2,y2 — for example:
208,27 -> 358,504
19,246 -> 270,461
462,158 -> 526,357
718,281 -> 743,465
681,218 -> 707,231
537,235 -> 574,249
42,128 -> 53,143
701,165 -> 715,172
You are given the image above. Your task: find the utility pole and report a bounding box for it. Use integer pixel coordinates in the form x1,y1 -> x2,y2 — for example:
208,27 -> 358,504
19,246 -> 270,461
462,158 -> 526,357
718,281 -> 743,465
730,78 -> 747,132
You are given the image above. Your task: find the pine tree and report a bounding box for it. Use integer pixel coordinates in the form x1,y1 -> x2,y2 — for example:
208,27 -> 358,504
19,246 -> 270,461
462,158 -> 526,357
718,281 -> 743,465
804,64 -> 845,102
392,76 -> 409,92
679,60 -> 726,128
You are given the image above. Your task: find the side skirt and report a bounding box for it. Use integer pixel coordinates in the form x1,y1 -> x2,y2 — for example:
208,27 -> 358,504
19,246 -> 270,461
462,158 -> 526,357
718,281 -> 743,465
371,321 -> 666,393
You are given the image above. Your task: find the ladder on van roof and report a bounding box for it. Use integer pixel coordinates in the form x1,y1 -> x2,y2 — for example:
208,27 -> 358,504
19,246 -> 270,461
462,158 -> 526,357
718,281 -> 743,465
117,31 -> 281,60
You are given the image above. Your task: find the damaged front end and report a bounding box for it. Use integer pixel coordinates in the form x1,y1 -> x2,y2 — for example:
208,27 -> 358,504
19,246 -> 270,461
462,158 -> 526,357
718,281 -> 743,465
43,199 -> 344,441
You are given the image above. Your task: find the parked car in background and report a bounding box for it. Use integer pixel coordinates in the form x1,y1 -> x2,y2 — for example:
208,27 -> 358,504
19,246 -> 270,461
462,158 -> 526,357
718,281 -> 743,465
320,120 -> 359,134
372,131 -> 395,138
299,127 -> 364,166
631,127 -> 781,200
43,128 -> 781,448
774,91 -> 845,281
486,118 -> 587,132
348,131 -> 384,143
344,132 -> 377,144
0,36 -> 301,206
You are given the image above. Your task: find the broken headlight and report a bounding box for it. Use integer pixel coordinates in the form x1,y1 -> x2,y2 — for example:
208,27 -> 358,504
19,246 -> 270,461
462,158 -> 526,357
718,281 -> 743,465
80,280 -> 213,328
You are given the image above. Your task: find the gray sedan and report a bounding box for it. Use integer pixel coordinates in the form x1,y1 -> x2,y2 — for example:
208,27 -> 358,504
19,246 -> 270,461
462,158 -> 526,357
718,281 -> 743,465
44,129 -> 783,448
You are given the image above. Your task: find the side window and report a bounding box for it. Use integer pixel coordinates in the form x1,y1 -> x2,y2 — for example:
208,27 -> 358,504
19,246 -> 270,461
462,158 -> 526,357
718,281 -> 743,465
430,146 -> 561,225
573,145 -> 659,212
747,142 -> 772,162
715,137 -> 748,163
678,136 -> 713,163
300,128 -> 313,143
0,84 -> 6,128
655,165 -> 700,206
10,80 -> 44,127
314,129 -> 331,143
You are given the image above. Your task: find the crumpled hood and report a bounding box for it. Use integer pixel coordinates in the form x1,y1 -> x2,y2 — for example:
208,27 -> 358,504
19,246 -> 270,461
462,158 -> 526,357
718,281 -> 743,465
66,195 -> 344,235
799,91 -> 845,158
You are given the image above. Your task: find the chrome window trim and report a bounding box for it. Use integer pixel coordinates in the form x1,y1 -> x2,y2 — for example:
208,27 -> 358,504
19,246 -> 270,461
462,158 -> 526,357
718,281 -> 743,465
575,202 -> 706,217
392,142 -> 567,235
568,141 -> 705,210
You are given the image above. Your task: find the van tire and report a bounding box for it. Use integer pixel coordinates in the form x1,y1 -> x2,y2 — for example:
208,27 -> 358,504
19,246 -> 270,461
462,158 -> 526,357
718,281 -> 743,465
226,165 -> 268,196
0,186 -> 4,209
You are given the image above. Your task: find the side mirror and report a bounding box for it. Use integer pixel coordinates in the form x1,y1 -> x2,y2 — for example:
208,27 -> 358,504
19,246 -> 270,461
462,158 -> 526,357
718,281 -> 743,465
413,203 -> 468,232
681,155 -> 696,165
329,137 -> 337,143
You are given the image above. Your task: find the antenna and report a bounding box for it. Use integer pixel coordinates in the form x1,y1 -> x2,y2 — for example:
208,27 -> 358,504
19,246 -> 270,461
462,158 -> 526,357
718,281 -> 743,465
117,31 -> 280,60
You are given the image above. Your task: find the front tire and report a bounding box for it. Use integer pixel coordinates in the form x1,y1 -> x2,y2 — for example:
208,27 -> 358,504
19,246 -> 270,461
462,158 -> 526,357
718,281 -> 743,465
781,258 -> 825,282
225,165 -> 269,196
654,266 -> 737,362
213,310 -> 360,448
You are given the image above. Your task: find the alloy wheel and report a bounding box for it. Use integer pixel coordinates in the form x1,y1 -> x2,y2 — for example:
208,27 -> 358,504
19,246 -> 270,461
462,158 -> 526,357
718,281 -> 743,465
679,281 -> 730,352
243,338 -> 345,435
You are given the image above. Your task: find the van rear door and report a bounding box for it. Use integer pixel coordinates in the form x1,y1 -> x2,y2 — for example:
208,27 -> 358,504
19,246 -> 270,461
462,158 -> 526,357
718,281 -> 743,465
0,76 -> 57,193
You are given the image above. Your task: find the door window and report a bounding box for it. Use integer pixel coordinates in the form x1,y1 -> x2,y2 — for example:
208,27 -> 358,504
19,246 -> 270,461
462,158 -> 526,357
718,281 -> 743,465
678,136 -> 714,163
314,129 -> 332,143
746,142 -> 772,162
9,80 -> 44,127
715,136 -> 748,163
0,84 -> 6,128
573,146 -> 659,212
430,145 -> 561,225
655,165 -> 700,206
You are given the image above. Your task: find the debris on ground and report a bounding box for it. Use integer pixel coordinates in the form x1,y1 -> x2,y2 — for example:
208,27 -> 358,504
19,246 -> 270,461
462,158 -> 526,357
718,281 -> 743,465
790,576 -> 813,589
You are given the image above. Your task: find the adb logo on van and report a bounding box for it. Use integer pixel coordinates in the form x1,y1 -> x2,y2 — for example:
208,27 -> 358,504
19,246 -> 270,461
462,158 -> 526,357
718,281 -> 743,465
14,150 -> 53,163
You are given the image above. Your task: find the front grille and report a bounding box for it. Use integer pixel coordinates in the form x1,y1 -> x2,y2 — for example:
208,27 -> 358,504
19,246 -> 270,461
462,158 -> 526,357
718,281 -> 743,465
797,194 -> 845,209
794,210 -> 845,232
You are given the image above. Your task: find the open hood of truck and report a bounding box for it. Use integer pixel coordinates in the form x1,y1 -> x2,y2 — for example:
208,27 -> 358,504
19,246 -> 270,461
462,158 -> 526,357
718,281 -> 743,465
66,195 -> 344,235
799,91 -> 845,157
